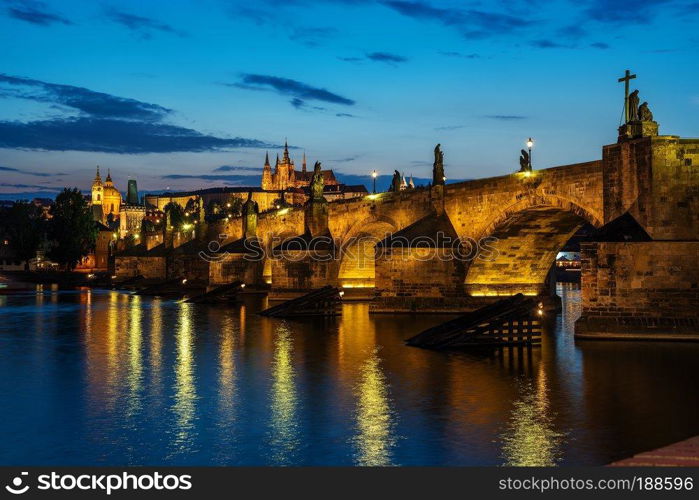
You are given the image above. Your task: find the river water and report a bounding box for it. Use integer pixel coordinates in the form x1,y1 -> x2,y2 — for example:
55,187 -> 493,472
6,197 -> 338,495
0,283 -> 698,466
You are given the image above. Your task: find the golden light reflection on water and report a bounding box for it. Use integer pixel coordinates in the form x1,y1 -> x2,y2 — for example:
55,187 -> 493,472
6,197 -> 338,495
105,292 -> 121,407
126,295 -> 143,414
353,350 -> 396,466
173,302 -> 197,451
149,298 -> 163,391
218,314 -> 237,409
268,323 -> 299,465
336,304 -> 397,466
501,368 -> 564,466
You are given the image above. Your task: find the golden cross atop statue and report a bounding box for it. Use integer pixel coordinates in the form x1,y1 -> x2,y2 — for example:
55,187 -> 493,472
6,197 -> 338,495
618,69 -> 637,124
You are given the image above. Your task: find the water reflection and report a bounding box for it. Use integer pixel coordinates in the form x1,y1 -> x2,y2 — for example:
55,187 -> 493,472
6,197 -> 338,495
172,302 -> 197,454
268,323 -> 299,464
1,285 -> 698,466
149,298 -> 163,392
501,368 -> 564,466
126,295 -> 143,417
218,315 -> 237,410
352,349 -> 396,466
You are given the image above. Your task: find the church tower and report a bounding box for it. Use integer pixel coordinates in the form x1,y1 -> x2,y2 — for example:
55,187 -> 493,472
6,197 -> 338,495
101,168 -> 122,220
91,166 -> 103,205
275,139 -> 294,190
261,151 -> 273,190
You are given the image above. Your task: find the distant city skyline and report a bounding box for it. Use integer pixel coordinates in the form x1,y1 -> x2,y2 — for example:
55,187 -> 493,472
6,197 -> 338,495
1,0 -> 699,200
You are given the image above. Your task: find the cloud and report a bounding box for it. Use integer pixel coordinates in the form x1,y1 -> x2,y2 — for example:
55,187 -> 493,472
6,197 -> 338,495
289,97 -> 326,111
0,165 -> 52,177
335,112 -> 355,118
326,157 -> 358,163
529,39 -> 570,48
106,9 -> 187,38
435,125 -> 465,131
0,117 -> 271,153
0,73 -> 170,121
590,41 -> 610,49
439,51 -> 480,59
0,182 -> 61,191
336,52 -> 408,66
337,56 -> 364,62
483,115 -> 528,120
0,74 -> 274,153
581,0 -> 672,25
366,52 -> 409,64
161,174 -> 262,184
212,165 -> 262,172
230,74 -> 355,107
4,1 -> 73,26
382,0 -> 524,39
290,26 -> 338,47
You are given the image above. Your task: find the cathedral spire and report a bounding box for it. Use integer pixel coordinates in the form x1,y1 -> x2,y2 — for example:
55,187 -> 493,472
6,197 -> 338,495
106,168 -> 112,183
94,165 -> 101,182
283,138 -> 290,163
302,151 -> 307,173
264,151 -> 270,166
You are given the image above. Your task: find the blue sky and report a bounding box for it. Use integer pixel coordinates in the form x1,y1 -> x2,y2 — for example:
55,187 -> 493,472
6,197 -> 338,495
1,0 -> 698,199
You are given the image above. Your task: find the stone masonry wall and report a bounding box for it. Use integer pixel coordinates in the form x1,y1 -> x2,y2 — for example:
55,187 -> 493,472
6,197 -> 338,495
270,250 -> 339,291
374,248 -> 464,299
114,256 -> 166,279
580,241 -> 699,320
209,254 -> 263,285
603,136 -> 699,240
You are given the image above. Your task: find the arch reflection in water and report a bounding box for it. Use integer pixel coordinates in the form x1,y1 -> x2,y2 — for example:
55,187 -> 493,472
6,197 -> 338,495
500,368 -> 565,466
268,323 -> 299,465
352,349 -> 396,466
172,302 -> 197,454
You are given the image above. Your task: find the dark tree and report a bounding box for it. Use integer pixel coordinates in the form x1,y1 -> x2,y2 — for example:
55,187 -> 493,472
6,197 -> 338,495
0,201 -> 44,270
163,201 -> 185,229
141,218 -> 155,233
48,188 -> 97,270
228,197 -> 243,216
207,200 -> 221,216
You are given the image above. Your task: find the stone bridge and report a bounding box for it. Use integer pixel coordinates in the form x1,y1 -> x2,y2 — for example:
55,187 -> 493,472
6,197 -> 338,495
116,125 -> 699,338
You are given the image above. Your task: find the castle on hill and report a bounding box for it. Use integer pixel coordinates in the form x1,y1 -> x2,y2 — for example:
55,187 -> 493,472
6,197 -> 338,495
261,141 -> 340,191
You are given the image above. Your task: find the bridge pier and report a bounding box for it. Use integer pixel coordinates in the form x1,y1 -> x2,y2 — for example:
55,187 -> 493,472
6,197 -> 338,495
575,132 -> 699,340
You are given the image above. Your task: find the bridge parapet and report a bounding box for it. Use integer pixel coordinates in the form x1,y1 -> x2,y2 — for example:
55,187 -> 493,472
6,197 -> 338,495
444,160 -> 604,242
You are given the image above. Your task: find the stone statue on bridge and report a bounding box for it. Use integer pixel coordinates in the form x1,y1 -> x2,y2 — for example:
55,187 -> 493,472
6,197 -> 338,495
639,101 -> 654,122
628,89 -> 640,122
390,170 -> 401,192
519,149 -> 531,172
310,161 -> 325,201
433,144 -> 445,186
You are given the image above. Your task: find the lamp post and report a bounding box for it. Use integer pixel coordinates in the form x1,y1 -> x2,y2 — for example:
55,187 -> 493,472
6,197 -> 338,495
371,170 -> 377,194
526,137 -> 534,170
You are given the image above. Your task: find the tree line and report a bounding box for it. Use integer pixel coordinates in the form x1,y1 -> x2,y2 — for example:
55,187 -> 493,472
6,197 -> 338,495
0,188 -> 96,271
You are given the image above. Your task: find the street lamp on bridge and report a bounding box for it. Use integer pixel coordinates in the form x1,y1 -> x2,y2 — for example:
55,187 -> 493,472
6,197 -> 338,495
372,169 -> 378,193
526,137 -> 534,170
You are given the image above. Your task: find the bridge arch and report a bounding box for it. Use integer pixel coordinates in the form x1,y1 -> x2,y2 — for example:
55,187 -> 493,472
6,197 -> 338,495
337,215 -> 399,288
464,196 -> 599,297
469,193 -> 602,243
